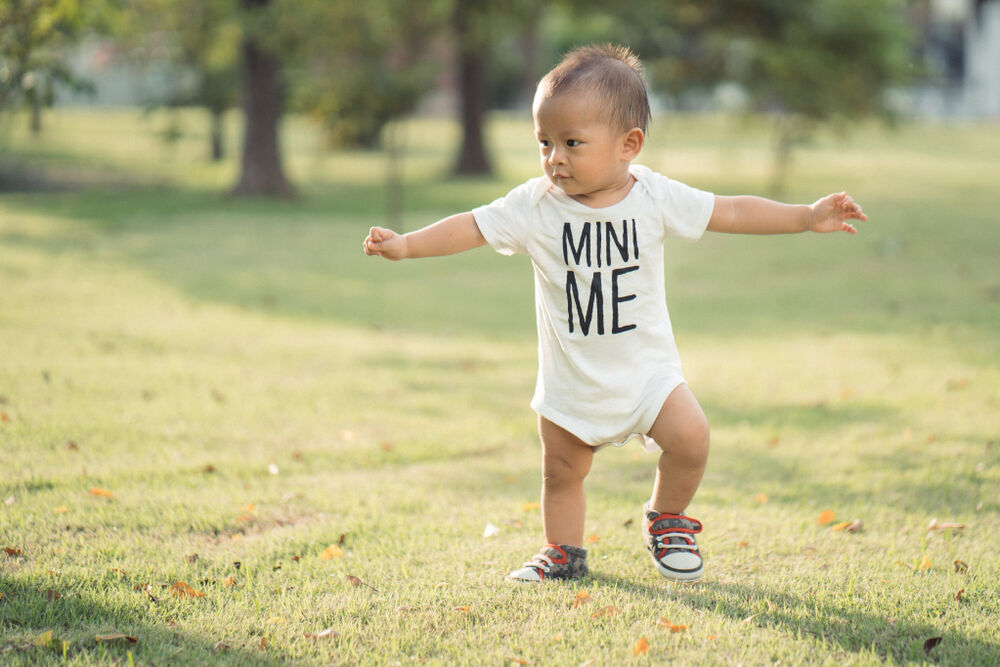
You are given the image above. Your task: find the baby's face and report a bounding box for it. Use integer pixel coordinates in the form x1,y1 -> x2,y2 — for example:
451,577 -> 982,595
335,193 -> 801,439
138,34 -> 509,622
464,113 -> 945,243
533,92 -> 633,206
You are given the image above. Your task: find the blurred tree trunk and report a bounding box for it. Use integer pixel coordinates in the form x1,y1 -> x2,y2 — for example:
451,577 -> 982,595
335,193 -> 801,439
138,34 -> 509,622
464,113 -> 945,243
210,108 -> 225,162
232,0 -> 294,197
451,0 -> 492,176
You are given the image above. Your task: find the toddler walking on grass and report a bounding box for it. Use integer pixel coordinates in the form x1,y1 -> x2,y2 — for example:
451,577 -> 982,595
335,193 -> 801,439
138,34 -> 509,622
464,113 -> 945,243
363,44 -> 866,583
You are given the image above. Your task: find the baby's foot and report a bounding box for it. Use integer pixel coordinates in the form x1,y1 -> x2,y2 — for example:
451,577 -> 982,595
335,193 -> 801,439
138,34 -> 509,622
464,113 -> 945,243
507,544 -> 588,582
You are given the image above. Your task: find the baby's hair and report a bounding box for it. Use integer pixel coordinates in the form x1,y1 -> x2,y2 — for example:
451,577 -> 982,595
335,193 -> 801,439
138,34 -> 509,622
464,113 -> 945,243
536,43 -> 651,134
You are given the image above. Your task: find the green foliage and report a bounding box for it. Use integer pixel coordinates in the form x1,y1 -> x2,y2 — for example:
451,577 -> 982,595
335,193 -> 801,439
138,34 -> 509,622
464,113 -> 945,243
277,0 -> 445,149
0,0 -> 102,111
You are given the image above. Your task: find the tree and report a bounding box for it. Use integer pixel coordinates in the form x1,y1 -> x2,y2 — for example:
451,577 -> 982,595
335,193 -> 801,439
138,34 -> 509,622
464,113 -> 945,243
111,0 -> 241,161
0,0 -> 96,134
449,0 -> 543,176
229,0 -> 293,197
628,0 -> 913,192
283,0 -> 441,149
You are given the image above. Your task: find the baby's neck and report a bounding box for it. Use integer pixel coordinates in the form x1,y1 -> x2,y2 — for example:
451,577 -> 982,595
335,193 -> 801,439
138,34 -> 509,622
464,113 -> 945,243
569,172 -> 636,209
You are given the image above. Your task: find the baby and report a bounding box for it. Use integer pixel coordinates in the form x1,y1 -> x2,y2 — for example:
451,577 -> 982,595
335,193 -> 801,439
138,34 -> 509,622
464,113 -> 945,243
363,44 -> 866,582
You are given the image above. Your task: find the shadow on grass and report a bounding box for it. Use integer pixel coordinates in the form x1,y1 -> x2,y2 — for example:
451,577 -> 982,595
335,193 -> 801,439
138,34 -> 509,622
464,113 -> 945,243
585,573 -> 998,664
0,574 -> 280,665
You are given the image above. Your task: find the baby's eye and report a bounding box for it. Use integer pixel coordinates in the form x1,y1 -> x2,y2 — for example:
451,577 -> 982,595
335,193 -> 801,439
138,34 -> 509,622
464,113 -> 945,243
538,139 -> 550,148
566,139 -> 581,147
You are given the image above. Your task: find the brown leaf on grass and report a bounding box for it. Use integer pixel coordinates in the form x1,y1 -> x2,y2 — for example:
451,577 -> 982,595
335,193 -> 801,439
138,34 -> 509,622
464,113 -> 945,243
45,589 -> 61,601
623,518 -> 634,528
64,441 -> 79,451
954,589 -> 965,602
337,533 -> 347,546
816,510 -> 836,525
586,534 -> 600,544
453,605 -> 471,613
169,581 -> 205,598
927,518 -> 966,531
753,492 -> 770,504
953,560 -> 969,574
258,637 -> 267,650
632,637 -> 650,656
94,633 -> 138,644
0,411 -> 11,423
738,541 -> 749,548
3,547 -> 22,557
347,575 -> 378,592
185,554 -> 199,564
590,605 -> 620,619
304,628 -> 338,640
89,487 -> 114,498
320,545 -> 344,560
508,658 -> 532,665
572,590 -> 592,608
923,636 -> 942,654
657,618 -> 688,632
53,506 -> 68,514
918,556 -> 933,572
223,576 -> 237,587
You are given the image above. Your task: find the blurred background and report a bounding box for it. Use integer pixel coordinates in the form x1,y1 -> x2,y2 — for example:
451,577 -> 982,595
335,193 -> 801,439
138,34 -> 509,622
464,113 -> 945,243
1,0 -> 997,198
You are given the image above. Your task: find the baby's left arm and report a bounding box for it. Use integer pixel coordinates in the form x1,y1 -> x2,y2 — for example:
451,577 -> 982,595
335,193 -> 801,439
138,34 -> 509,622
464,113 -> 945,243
707,192 -> 867,235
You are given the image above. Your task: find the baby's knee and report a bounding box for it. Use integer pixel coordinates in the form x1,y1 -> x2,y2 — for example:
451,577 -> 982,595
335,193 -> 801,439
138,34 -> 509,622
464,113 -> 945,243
542,453 -> 590,486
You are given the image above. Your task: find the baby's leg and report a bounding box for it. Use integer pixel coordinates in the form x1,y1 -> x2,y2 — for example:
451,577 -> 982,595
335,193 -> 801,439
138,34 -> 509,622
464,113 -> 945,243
538,416 -> 594,548
647,384 -> 710,514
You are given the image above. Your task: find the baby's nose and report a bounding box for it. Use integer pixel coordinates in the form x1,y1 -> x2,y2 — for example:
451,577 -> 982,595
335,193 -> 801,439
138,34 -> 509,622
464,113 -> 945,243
547,148 -> 566,165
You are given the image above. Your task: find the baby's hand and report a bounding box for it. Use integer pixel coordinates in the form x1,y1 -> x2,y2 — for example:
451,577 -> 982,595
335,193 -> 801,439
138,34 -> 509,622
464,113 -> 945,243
808,192 -> 867,235
363,226 -> 408,260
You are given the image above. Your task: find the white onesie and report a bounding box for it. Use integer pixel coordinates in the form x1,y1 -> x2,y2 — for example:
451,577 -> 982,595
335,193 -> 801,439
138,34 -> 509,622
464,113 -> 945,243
472,164 -> 715,449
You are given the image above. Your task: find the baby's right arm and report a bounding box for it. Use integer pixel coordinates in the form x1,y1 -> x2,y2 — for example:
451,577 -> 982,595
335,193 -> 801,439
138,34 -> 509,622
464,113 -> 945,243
362,212 -> 486,261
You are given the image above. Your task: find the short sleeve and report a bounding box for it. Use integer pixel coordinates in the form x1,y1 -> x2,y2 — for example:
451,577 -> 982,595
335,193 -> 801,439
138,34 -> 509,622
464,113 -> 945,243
471,179 -> 538,256
634,166 -> 715,243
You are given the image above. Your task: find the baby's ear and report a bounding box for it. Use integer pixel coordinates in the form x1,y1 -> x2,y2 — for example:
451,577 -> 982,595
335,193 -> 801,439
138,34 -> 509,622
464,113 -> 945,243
621,128 -> 644,160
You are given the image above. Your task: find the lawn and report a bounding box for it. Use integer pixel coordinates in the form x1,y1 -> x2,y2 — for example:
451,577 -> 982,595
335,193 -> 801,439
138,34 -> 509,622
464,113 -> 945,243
1,107 -> 999,665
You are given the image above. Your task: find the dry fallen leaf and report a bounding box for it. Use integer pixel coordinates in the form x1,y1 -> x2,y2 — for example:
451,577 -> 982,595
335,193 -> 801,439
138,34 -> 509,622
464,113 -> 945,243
590,605 -> 620,619
520,502 -> 541,512
737,541 -> 749,549
346,575 -> 378,592
753,492 -> 770,504
453,605 -> 471,613
954,589 -> 965,603
4,547 -> 22,557
223,577 -> 237,587
587,534 -> 600,544
320,544 -> 344,560
53,506 -> 68,514
45,590 -> 61,601
816,510 -> 836,526
918,556 -> 933,571
927,518 -> 966,531
572,590 -> 592,608
169,581 -> 205,598
632,637 -> 650,656
89,487 -> 114,498
923,637 -> 942,654
94,634 -> 138,644
304,628 -> 338,640
830,521 -> 852,532
657,618 -> 689,633
953,560 -> 969,574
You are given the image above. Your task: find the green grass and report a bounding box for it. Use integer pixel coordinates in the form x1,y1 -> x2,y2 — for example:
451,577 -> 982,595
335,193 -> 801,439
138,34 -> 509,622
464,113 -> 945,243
1,107 -> 999,665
